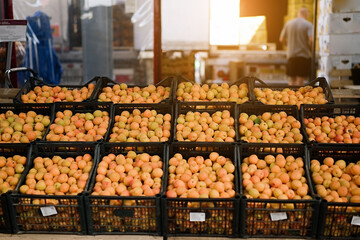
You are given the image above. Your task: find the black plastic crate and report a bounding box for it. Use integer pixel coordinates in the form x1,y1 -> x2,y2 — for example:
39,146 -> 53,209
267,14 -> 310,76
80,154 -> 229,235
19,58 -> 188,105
84,142 -> 167,235
300,104 -> 360,146
174,101 -> 238,142
250,77 -> 334,107
307,145 -> 360,239
92,76 -> 174,104
237,104 -> 305,143
0,143 -> 32,233
162,142 -> 240,237
13,76 -> 101,103
44,102 -> 113,142
105,103 -> 173,143
238,143 -> 320,238
174,75 -> 251,104
0,103 -> 53,143
7,142 -> 99,234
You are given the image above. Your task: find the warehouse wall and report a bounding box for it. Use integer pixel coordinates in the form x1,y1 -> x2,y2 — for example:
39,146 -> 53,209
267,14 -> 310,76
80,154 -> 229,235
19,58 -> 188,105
240,0 -> 288,49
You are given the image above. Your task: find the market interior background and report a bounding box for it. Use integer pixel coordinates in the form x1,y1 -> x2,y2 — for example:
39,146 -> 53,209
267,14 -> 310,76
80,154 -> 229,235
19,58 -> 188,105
1,0 -> 358,100
0,1 -> 360,240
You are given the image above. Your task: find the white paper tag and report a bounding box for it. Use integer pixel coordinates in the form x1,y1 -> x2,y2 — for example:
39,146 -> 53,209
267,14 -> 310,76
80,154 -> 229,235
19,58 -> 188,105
351,216 -> 360,226
125,0 -> 136,14
40,206 -> 57,217
270,212 -> 287,221
190,212 -> 206,222
0,20 -> 27,42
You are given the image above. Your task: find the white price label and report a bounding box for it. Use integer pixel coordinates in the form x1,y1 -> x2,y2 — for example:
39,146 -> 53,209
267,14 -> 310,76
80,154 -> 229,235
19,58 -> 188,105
125,0 -> 136,14
270,212 -> 287,221
351,216 -> 360,226
0,20 -> 27,42
40,206 -> 57,217
190,212 -> 206,222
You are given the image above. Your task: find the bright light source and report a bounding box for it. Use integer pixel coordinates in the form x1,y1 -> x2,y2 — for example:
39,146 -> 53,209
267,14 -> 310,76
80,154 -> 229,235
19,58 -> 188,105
209,0 -> 240,45
238,16 -> 266,45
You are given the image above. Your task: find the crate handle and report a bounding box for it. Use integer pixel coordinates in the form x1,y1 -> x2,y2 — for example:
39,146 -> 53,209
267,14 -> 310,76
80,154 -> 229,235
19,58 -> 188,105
251,77 -> 269,88
233,76 -> 253,85
5,67 -> 39,88
307,77 -> 324,86
177,75 -> 195,83
101,76 -> 117,85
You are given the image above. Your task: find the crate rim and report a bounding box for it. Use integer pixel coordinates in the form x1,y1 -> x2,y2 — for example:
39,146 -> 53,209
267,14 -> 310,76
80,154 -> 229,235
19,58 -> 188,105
250,76 -> 335,105
173,101 -> 238,142
173,75 -> 252,104
43,102 -> 113,142
238,142 -> 317,197
104,102 -> 174,143
237,104 -> 306,143
300,104 -> 360,146
13,76 -> 102,104
13,141 -> 100,193
91,76 -> 175,103
85,141 -> 168,194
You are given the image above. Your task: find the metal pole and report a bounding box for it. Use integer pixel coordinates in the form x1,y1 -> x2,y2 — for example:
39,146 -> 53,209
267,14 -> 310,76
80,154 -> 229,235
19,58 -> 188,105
311,0 -> 318,80
154,0 -> 161,84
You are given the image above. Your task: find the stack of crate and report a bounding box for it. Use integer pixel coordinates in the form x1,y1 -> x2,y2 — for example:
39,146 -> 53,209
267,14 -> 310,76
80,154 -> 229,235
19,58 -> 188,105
318,0 -> 360,84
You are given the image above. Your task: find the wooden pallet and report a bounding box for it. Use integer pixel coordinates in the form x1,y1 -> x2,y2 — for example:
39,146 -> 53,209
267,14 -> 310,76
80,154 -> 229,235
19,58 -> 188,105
0,88 -> 19,103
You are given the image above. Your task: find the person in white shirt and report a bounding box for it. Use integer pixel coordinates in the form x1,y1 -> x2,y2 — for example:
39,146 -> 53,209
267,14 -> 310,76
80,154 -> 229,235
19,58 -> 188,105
280,7 -> 313,86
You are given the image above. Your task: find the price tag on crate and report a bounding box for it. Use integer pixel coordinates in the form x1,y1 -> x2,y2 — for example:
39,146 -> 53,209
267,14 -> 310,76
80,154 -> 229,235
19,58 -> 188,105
270,212 -> 287,221
190,212 -> 206,222
351,216 -> 360,226
40,206 -> 57,217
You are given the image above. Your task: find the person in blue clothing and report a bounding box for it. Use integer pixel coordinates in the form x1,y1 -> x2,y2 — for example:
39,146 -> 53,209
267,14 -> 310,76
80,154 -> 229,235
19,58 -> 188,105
24,11 -> 62,85
280,7 -> 313,86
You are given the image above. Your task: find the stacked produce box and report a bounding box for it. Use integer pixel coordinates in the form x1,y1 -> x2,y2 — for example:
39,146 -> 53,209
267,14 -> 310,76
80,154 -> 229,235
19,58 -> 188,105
0,74 -> 359,239
162,51 -> 196,81
318,0 -> 360,84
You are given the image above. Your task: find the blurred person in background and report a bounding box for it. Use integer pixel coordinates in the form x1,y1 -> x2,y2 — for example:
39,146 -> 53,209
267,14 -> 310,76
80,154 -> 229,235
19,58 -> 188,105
280,7 -> 313,86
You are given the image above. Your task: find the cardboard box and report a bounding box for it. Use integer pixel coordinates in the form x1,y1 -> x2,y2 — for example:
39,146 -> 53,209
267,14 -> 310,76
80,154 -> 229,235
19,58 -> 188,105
319,34 -> 360,55
229,61 -> 245,84
318,12 -> 360,35
319,55 -> 360,73
319,0 -> 360,14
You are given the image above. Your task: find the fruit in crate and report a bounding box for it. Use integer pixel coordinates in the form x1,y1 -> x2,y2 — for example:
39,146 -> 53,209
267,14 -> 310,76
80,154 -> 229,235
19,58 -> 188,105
166,152 -> 236,198
46,110 -> 109,141
0,110 -> 50,143
253,86 -> 327,108
311,157 -> 360,204
239,112 -> 303,143
109,109 -> 171,142
304,116 -> 360,143
19,154 -> 93,202
20,84 -> 96,103
176,110 -> 235,142
176,82 -> 249,104
92,151 -> 163,197
242,154 -> 311,201
0,155 -> 26,193
98,84 -> 171,103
